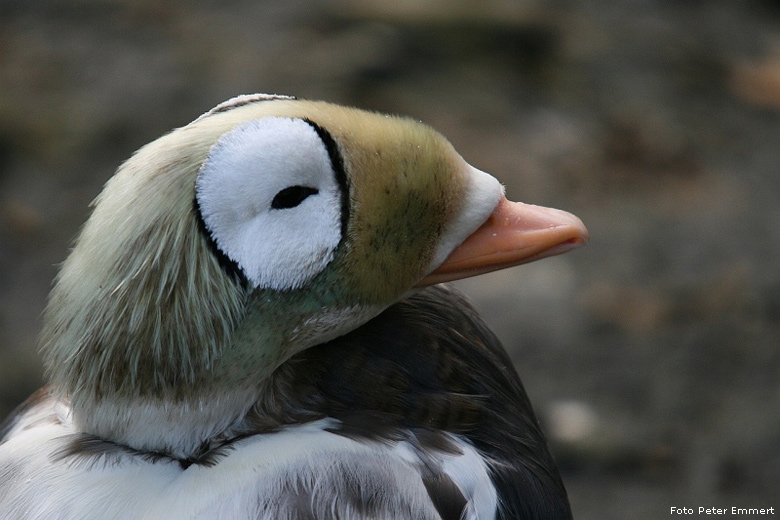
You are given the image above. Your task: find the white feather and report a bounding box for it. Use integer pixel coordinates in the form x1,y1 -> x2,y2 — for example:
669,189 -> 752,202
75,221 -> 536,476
440,437 -> 499,519
196,117 -> 343,290
1,403 -> 497,519
429,164 -> 504,271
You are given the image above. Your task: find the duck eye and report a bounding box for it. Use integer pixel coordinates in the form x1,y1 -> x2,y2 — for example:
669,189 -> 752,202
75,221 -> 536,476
271,185 -> 319,210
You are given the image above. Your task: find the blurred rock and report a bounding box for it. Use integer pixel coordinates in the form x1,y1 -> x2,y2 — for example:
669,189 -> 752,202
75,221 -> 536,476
730,48 -> 780,110
548,399 -> 599,444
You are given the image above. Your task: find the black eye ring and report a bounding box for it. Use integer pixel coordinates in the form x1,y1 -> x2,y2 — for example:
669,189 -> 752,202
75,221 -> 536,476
271,185 -> 319,210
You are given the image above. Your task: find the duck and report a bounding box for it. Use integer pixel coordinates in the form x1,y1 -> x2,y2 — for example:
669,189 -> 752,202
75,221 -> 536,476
0,94 -> 588,519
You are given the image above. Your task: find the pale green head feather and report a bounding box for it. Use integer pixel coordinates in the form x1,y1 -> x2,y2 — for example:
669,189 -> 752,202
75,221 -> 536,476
40,97 -> 479,428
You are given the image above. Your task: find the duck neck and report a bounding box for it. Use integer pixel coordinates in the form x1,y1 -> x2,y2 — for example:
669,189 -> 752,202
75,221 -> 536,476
60,298 -> 293,460
71,385 -> 263,460
57,289 -> 381,460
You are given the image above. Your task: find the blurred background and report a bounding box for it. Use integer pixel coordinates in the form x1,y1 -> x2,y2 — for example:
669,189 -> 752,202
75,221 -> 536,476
1,0 -> 778,517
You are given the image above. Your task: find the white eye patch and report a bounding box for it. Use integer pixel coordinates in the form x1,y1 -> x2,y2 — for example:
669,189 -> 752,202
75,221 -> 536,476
196,117 -> 344,291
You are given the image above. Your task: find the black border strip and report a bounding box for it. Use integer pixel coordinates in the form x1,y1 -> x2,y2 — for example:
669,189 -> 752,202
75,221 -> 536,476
302,118 -> 351,241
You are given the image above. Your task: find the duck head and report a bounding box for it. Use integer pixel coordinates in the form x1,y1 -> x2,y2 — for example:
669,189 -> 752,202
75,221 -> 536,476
40,94 -> 588,457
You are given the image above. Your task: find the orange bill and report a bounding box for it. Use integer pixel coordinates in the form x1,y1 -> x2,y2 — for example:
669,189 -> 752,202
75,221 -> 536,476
417,197 -> 589,286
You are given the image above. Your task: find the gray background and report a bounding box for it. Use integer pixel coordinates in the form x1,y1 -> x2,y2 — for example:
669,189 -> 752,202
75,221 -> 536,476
1,1 -> 778,518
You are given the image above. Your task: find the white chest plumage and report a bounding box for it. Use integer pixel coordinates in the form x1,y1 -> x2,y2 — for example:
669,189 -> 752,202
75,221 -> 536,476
1,398 -> 496,520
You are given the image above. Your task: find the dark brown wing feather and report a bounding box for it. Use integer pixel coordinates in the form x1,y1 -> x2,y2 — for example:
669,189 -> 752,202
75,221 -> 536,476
258,284 -> 572,520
